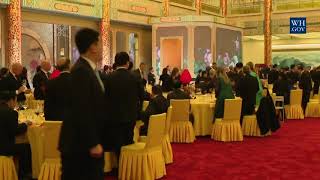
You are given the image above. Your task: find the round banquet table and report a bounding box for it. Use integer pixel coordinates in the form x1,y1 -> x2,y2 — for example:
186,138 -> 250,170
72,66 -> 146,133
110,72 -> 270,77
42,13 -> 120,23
191,94 -> 215,136
16,110 -> 117,179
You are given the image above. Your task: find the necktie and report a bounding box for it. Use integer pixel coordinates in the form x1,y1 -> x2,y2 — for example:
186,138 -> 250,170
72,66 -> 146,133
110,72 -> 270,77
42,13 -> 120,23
95,70 -> 105,93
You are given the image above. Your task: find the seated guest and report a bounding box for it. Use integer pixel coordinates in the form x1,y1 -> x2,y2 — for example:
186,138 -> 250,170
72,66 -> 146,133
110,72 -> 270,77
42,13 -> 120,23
142,80 -> 151,101
148,67 -> 156,86
33,60 -> 51,100
238,66 -> 259,123
167,81 -> 191,101
214,67 -> 235,120
273,72 -> 290,105
160,68 -> 172,92
140,86 -> 169,135
207,69 -> 217,93
44,58 -> 71,121
0,91 -> 32,179
256,88 -> 280,135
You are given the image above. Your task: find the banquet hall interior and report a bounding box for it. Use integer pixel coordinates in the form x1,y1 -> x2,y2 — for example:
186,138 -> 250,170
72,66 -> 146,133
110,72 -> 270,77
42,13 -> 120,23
0,0 -> 320,180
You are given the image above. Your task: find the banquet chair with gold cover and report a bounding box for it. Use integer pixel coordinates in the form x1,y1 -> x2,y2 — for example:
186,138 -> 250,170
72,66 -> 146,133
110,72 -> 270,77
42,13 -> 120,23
119,113 -> 167,180
0,156 -> 18,180
242,115 -> 271,137
285,89 -> 304,119
168,100 -> 195,143
305,93 -> 320,117
138,107 -> 174,164
38,121 -> 62,180
211,98 -> 243,142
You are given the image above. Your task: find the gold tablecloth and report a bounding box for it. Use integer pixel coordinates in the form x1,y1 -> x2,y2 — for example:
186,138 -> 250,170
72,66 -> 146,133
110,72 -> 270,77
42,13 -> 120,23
191,95 -> 215,136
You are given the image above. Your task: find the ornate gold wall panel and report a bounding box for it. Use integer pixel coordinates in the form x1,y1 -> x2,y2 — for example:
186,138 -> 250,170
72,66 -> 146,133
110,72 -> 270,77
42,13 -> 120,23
22,0 -> 103,18
264,0 -> 272,65
8,0 -> 22,65
101,0 -> 111,66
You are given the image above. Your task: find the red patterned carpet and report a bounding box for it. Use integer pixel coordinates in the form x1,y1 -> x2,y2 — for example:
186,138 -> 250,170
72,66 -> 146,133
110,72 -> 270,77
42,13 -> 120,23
106,118 -> 320,180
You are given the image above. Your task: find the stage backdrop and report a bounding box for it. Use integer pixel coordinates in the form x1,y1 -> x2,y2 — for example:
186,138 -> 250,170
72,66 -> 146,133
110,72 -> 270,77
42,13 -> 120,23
216,27 -> 242,67
194,26 -> 212,74
273,50 -> 320,68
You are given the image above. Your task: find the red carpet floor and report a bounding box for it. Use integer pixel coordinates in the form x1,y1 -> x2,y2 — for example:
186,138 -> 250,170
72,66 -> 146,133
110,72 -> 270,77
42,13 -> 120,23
106,118 -> 320,180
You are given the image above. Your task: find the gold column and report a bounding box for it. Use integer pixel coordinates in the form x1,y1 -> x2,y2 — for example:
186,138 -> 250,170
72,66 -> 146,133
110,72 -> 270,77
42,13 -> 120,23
264,0 -> 272,65
195,0 -> 202,15
101,0 -> 111,66
163,0 -> 170,17
221,0 -> 227,17
8,0 -> 22,65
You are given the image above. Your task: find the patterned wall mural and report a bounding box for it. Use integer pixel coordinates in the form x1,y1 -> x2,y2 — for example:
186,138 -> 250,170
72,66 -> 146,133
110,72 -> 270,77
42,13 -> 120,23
0,0 -> 9,4
22,0 -> 103,18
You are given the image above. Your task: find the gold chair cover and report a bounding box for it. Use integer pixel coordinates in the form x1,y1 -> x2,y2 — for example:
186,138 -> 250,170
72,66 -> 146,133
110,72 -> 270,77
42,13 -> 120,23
285,90 -> 304,119
242,115 -> 271,137
119,113 -> 167,180
211,99 -> 244,142
305,94 -> 320,117
169,100 -> 195,143
38,121 -> 62,180
0,156 -> 18,180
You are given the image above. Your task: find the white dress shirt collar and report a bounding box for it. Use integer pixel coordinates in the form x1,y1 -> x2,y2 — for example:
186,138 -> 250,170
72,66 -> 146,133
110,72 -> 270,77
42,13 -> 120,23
82,56 -> 97,70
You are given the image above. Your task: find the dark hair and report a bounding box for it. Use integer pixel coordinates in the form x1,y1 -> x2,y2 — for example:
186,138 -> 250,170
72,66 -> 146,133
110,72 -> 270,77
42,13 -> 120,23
112,63 -> 117,70
171,67 -> 179,78
236,62 -> 243,68
128,61 -> 133,71
0,67 -> 9,78
57,59 -> 71,71
0,91 -> 16,102
149,67 -> 153,71
162,68 -> 168,75
290,64 -> 296,70
115,52 -> 130,67
75,28 -> 100,54
152,85 -> 163,96
243,65 -> 250,75
36,66 -> 41,73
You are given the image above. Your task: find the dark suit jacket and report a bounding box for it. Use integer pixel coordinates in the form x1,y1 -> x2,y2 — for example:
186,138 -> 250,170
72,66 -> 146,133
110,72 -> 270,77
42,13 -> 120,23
299,71 -> 313,92
167,89 -> 191,101
33,70 -> 49,100
59,58 -> 105,155
44,72 -> 71,121
0,104 -> 27,155
148,72 -> 156,86
238,74 -> 259,115
104,68 -> 144,125
140,95 -> 169,135
0,73 -> 26,102
273,79 -> 290,105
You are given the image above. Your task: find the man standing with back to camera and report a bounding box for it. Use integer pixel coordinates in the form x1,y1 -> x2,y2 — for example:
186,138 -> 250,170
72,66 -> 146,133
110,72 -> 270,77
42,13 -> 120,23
103,52 -> 144,162
59,28 -> 105,180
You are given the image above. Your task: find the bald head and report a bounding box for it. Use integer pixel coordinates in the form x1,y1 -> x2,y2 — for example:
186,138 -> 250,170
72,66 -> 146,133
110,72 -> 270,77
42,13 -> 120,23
11,63 -> 23,76
41,60 -> 51,72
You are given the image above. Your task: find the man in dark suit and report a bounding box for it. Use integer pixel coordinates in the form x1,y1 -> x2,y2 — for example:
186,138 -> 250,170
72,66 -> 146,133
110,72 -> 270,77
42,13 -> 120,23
0,91 -> 32,179
299,67 -> 313,112
167,81 -> 191,101
268,64 -> 279,85
59,28 -> 105,180
148,67 -> 156,86
0,63 -> 30,102
134,62 -> 146,83
140,85 -> 169,135
44,58 -> 71,121
103,52 -> 144,159
238,66 -> 259,124
33,60 -> 51,100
